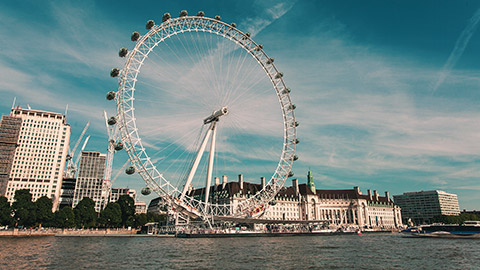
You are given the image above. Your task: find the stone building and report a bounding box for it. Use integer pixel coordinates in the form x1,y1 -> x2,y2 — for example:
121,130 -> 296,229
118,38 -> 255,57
262,171 -> 402,229
186,171 -> 403,229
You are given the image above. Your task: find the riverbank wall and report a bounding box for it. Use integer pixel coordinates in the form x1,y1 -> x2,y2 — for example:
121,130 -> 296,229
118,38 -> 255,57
0,228 -> 138,237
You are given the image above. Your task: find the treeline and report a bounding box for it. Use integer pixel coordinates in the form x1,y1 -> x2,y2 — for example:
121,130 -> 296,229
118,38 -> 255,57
0,189 -> 165,229
432,213 -> 479,225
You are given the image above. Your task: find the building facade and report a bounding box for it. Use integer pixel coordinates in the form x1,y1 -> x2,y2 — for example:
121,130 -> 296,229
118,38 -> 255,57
186,171 -> 403,229
261,176 -> 402,229
59,177 -> 76,209
109,188 -> 136,203
147,197 -> 168,215
3,107 -> 70,209
135,201 -> 147,215
393,190 -> 460,224
0,116 -> 22,196
73,151 -> 107,212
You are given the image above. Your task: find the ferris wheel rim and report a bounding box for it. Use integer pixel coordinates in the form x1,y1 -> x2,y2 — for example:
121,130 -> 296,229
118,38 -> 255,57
114,15 -> 297,218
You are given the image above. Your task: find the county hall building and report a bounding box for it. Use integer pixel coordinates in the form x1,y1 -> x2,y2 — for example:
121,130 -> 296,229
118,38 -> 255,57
185,171 -> 403,229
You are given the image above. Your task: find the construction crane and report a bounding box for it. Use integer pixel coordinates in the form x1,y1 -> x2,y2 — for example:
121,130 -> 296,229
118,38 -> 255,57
65,121 -> 90,178
101,111 -> 121,208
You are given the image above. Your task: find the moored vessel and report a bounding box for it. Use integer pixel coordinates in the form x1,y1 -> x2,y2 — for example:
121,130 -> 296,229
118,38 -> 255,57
402,221 -> 480,238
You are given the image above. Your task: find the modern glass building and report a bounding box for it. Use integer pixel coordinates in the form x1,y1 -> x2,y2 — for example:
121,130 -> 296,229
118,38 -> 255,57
0,115 -> 22,196
73,151 -> 107,212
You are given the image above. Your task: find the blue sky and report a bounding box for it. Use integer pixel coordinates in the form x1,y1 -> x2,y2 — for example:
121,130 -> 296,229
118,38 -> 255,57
1,0 -> 480,210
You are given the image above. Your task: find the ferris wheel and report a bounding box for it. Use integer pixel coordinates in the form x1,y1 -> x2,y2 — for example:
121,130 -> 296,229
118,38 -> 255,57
106,10 -> 298,222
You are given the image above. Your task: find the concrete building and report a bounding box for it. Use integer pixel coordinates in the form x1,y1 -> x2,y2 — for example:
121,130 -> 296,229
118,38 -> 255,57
393,190 -> 460,224
135,201 -> 147,214
109,188 -> 136,203
0,116 -> 22,196
3,107 -> 70,209
187,171 -> 403,229
73,151 -> 107,212
147,197 -> 168,215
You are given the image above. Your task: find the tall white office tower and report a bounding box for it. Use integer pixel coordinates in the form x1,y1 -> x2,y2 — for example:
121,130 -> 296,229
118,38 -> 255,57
4,106 -> 71,210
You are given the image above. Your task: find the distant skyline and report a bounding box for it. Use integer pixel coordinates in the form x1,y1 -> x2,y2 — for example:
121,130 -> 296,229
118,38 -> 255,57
1,0 -> 479,209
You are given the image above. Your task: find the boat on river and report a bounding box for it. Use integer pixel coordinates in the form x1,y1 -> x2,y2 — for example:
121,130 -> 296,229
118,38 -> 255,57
402,221 -> 480,238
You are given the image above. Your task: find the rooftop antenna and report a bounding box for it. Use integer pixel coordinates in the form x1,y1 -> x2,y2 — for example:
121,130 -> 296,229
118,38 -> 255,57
65,104 -> 69,118
27,104 -> 31,110
11,97 -> 16,110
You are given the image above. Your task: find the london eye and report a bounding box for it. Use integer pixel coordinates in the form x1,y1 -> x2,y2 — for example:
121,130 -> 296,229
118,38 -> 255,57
106,10 -> 298,224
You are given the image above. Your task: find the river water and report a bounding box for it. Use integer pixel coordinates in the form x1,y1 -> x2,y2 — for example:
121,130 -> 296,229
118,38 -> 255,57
0,233 -> 478,269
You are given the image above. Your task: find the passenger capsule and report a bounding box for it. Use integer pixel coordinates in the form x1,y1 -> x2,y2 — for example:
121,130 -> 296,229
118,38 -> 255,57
269,200 -> 277,206
106,91 -> 116,100
146,20 -> 155,29
196,11 -> 205,17
107,116 -> 117,125
110,68 -> 120,77
294,138 -> 300,144
214,15 -> 221,21
119,48 -> 128,57
242,32 -> 251,40
266,58 -> 274,64
282,88 -> 291,94
255,44 -> 263,51
125,166 -> 136,175
114,142 -> 123,151
289,104 -> 296,111
230,22 -> 237,28
141,187 -> 152,195
288,171 -> 294,177
131,32 -> 140,42
179,10 -> 188,17
162,13 -> 171,22
292,121 -> 299,127
293,155 -> 299,161
275,72 -> 283,79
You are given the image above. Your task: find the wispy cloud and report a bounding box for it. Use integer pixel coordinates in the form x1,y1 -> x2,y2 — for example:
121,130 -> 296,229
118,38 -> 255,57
243,1 -> 297,36
431,8 -> 480,93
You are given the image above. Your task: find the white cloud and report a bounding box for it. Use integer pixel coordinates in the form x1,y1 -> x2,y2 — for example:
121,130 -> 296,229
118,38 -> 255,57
431,8 -> 480,93
243,0 -> 297,36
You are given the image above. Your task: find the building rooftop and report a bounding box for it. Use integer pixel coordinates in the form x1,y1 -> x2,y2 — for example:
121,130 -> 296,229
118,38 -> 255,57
394,190 -> 457,196
10,106 -> 67,124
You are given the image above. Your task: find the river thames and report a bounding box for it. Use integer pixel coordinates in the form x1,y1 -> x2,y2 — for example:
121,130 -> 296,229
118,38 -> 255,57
0,233 -> 478,269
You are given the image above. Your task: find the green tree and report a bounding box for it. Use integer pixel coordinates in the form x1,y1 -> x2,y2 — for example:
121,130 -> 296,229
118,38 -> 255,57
98,202 -> 121,228
54,206 -> 76,228
126,215 -> 135,227
35,196 -> 53,228
117,195 -> 135,227
0,196 -> 13,227
147,212 -> 167,224
74,197 -> 97,228
12,189 -> 36,227
134,213 -> 148,228
433,213 -> 480,225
